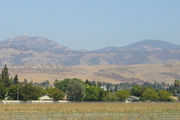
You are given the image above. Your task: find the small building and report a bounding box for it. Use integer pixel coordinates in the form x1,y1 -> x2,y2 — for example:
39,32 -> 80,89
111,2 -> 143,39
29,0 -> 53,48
39,95 -> 53,101
127,96 -> 140,102
170,96 -> 179,102
100,85 -> 107,91
1,100 -> 21,104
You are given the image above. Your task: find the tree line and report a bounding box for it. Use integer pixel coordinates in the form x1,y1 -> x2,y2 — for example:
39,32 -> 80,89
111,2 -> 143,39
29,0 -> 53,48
0,65 -> 180,102
54,79 -> 179,102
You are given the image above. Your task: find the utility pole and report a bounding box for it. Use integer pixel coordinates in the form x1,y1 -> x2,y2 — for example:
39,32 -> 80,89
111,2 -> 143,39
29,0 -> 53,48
82,86 -> 85,102
17,86 -> 19,100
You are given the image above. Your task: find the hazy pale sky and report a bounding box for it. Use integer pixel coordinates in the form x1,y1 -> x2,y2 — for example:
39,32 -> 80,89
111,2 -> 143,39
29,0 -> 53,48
0,0 -> 180,50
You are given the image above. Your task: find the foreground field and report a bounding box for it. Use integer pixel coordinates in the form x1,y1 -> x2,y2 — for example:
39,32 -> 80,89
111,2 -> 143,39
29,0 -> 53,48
0,102 -> 180,120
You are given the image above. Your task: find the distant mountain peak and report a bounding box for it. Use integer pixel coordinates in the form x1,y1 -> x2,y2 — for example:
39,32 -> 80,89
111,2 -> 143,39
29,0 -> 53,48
0,36 -> 62,52
132,39 -> 175,45
12,35 -> 30,40
123,40 -> 180,50
6,36 -> 56,43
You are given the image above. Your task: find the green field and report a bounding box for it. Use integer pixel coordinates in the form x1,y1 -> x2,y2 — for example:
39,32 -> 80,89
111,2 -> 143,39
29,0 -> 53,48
0,102 -> 180,120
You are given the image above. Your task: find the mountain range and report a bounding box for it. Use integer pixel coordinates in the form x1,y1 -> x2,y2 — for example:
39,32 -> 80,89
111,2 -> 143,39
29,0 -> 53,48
0,36 -> 180,66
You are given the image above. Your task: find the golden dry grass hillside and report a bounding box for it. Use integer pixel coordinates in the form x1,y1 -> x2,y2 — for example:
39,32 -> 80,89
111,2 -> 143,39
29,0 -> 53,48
4,62 -> 180,84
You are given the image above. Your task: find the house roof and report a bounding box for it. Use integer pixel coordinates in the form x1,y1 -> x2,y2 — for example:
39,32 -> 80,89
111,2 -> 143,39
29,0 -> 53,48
39,95 -> 52,100
127,96 -> 140,101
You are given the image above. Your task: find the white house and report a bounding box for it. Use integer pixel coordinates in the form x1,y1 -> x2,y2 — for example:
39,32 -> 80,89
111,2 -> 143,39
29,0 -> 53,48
39,95 -> 53,101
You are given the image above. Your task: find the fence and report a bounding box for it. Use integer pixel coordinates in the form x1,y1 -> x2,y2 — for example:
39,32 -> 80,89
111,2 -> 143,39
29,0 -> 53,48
0,100 -> 68,104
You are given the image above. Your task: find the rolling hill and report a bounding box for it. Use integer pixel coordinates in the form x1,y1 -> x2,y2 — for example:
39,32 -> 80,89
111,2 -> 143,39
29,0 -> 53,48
1,36 -> 180,84
0,36 -> 180,66
6,63 -> 180,84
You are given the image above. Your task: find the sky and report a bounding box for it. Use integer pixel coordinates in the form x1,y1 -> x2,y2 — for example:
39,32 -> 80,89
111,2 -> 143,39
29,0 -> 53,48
0,0 -> 180,50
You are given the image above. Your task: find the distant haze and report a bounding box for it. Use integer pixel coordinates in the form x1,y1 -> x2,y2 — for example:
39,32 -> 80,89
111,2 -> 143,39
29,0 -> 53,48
0,0 -> 180,50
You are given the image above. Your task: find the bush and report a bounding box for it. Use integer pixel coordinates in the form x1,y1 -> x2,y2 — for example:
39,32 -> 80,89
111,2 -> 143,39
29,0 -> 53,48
47,87 -> 64,101
54,79 -> 71,92
158,89 -> 172,101
142,87 -> 159,101
84,86 -> 99,101
55,78 -> 83,92
103,92 -> 118,101
116,90 -> 130,101
130,85 -> 144,97
7,84 -> 19,100
19,84 -> 44,101
0,84 -> 6,100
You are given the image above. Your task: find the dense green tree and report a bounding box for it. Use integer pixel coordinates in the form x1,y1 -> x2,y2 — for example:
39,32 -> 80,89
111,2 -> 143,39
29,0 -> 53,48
158,89 -> 172,101
116,90 -> 130,101
47,87 -> 64,101
91,81 -> 96,86
7,84 -> 20,100
54,79 -> 71,92
107,84 -> 110,92
168,86 -> 180,96
37,86 -> 46,96
1,64 -> 11,87
1,65 -> 9,80
103,92 -> 118,101
66,80 -> 84,101
84,83 -> 107,101
174,80 -> 180,87
55,78 -> 83,92
84,86 -> 99,101
142,87 -> 159,101
19,84 -> 44,101
130,85 -> 144,97
84,79 -> 92,86
0,84 -> 6,100
98,88 -> 107,100
13,74 -> 19,84
115,84 -> 118,92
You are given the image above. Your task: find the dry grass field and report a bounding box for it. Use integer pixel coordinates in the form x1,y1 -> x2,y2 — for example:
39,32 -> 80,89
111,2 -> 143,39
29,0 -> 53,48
6,62 -> 180,84
0,102 -> 180,120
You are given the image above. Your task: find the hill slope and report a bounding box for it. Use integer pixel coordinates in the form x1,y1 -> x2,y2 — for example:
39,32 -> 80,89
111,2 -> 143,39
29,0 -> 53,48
0,36 -> 180,65
7,63 -> 180,84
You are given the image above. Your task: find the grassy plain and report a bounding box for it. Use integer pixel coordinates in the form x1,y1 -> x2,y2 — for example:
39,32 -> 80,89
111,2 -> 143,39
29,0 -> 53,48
0,102 -> 180,120
7,63 -> 180,84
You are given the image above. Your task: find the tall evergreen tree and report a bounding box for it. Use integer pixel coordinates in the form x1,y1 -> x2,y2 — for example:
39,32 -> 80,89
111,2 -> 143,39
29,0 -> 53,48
1,64 -> 10,87
107,84 -> 110,92
115,84 -> 118,92
1,64 -> 9,79
13,74 -> 19,84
